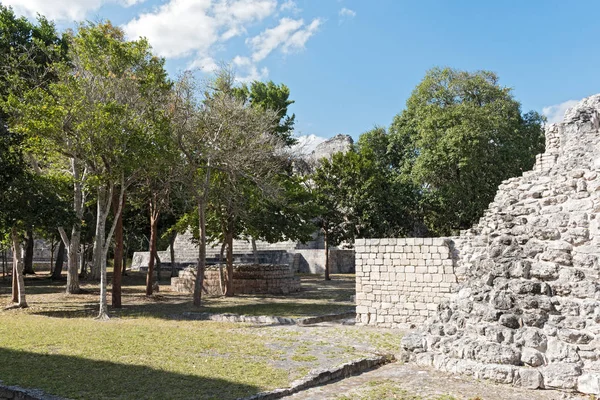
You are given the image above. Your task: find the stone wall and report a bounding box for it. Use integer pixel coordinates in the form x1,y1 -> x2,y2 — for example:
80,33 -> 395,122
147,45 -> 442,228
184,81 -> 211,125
132,232 -> 355,274
171,264 -> 301,296
355,95 -> 600,394
355,238 -> 460,327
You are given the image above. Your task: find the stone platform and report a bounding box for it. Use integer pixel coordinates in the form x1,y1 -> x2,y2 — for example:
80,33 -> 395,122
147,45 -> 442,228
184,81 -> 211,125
171,264 -> 301,296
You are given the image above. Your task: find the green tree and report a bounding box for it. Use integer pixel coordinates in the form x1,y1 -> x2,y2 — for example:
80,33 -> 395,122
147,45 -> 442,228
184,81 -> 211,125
0,5 -> 66,106
389,67 -> 545,235
174,69 -> 284,303
9,21 -> 171,318
0,121 -> 73,307
233,80 -> 296,146
311,158 -> 348,281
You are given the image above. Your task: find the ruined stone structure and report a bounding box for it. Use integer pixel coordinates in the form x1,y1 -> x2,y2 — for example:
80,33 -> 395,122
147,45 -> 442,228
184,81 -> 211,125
171,264 -> 301,296
132,232 -> 355,275
133,134 -> 356,275
356,95 -> 600,394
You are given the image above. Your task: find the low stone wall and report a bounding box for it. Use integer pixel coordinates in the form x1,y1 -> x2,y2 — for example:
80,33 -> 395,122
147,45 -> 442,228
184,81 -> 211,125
355,237 -> 461,328
171,264 -> 301,296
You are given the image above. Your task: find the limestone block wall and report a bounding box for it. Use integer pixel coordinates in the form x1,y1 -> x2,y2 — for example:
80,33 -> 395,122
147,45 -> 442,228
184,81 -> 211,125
171,264 -> 301,296
355,237 -> 461,327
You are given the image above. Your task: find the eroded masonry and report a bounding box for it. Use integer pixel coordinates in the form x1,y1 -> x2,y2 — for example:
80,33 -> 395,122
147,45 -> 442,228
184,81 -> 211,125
356,95 -> 600,394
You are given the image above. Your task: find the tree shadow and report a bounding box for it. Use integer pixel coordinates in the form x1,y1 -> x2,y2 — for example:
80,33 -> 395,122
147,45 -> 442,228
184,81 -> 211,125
0,347 -> 261,400
2,272 -> 356,320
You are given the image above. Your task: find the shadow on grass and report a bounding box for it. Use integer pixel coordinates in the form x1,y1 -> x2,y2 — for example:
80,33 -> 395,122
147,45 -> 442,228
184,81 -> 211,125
2,272 -> 356,320
31,299 -> 354,320
0,347 -> 261,400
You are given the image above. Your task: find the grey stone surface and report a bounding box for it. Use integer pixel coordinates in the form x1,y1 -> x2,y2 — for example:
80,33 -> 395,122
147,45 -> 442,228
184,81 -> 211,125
171,264 -> 301,296
356,95 -> 600,395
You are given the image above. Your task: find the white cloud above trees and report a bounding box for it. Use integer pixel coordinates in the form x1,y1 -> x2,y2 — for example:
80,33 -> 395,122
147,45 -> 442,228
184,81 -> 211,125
123,0 -> 277,59
3,0 -> 145,21
542,99 -> 580,123
7,0 -> 326,82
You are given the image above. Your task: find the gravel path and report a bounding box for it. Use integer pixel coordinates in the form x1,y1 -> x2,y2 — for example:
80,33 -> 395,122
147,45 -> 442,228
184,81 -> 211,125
285,361 -> 588,400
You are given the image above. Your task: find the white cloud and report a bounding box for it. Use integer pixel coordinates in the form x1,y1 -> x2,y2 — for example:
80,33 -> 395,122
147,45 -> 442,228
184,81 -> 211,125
339,7 -> 356,18
4,0 -> 145,21
282,18 -> 321,54
123,0 -> 277,59
279,0 -> 300,14
230,55 -> 267,82
188,56 -> 219,73
542,99 -> 580,124
238,65 -> 270,83
247,17 -> 322,62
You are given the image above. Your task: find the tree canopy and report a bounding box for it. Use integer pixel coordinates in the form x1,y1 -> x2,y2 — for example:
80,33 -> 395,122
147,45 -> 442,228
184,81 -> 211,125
388,67 -> 545,235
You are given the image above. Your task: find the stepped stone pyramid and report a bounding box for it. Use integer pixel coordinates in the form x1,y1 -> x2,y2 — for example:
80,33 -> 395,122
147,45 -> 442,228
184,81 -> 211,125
401,95 -> 600,394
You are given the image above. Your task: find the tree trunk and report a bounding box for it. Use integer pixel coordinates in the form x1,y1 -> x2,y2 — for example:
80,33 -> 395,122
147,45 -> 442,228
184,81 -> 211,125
51,241 -> 65,281
79,243 -> 86,278
146,212 -> 158,296
169,232 -> 176,277
251,237 -> 259,264
64,157 -> 84,294
11,254 -> 18,303
23,230 -> 34,275
112,191 -> 125,308
225,231 -> 234,297
49,238 -> 56,274
91,214 -> 103,282
122,245 -> 127,277
193,198 -> 207,307
11,228 -> 27,307
2,249 -> 7,281
193,164 -> 211,307
324,229 -> 331,281
156,252 -> 162,283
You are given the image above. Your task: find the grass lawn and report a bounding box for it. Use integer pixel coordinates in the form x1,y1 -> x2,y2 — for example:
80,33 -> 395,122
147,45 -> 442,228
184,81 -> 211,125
0,271 -> 391,400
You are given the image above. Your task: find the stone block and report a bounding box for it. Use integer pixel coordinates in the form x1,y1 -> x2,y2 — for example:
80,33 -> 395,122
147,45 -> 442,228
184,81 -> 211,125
542,363 -> 581,389
518,368 -> 543,389
578,373 -> 600,395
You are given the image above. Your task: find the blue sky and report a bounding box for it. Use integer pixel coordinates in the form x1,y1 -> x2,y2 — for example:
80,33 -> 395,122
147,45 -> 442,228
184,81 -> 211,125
7,0 -> 600,145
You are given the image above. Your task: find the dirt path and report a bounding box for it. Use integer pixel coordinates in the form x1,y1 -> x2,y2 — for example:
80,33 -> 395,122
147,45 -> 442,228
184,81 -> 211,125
285,361 -> 587,400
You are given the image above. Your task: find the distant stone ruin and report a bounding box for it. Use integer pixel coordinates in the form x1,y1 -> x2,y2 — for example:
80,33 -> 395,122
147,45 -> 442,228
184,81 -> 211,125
171,264 -> 301,296
356,95 -> 600,394
133,134 -> 356,275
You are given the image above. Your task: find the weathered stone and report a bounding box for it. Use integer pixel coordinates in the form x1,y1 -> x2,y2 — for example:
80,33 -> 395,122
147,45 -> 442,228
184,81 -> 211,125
545,337 -> 581,363
520,347 -> 545,367
498,313 -> 520,329
542,363 -> 582,389
516,328 -> 548,351
489,291 -> 514,310
557,328 -> 594,344
401,333 -> 425,352
530,261 -> 559,280
518,368 -> 543,389
578,373 -> 600,395
478,364 -> 515,384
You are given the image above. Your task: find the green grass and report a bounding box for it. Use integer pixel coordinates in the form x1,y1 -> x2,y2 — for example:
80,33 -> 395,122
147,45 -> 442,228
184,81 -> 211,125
0,314 -> 288,399
0,272 -> 355,320
0,272 -> 359,399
